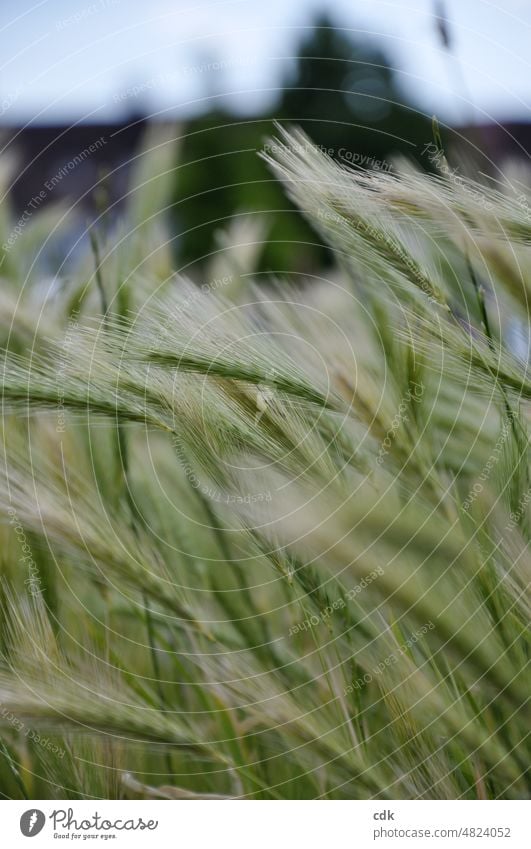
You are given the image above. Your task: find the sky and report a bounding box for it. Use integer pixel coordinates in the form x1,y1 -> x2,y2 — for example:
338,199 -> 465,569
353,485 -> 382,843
1,0 -> 530,126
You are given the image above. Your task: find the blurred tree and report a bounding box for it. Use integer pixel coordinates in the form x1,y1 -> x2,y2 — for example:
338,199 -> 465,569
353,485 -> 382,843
278,14 -> 429,159
172,13 -> 431,278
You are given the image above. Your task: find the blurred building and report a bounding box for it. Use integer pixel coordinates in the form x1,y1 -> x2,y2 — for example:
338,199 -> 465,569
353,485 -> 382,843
1,119 -> 147,219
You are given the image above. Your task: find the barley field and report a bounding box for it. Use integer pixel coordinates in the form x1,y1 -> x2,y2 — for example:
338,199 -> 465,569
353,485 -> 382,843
0,126 -> 529,800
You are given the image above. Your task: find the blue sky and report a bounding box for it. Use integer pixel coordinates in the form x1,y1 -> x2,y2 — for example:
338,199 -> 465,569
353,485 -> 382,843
1,0 -> 530,126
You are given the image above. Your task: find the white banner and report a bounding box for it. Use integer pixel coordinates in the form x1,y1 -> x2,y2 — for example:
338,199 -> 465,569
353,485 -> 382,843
0,800 -> 528,848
